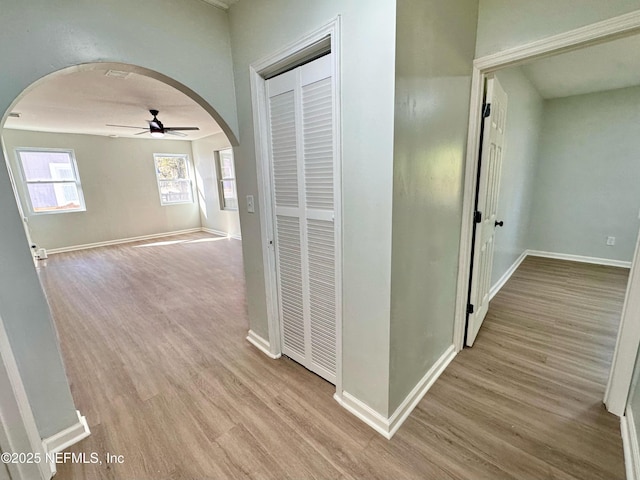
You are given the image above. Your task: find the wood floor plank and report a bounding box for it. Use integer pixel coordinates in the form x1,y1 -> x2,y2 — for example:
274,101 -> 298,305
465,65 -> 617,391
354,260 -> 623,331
40,236 -> 627,479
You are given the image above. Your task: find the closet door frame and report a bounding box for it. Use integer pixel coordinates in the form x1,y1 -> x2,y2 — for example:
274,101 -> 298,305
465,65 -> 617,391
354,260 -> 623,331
250,16 -> 343,398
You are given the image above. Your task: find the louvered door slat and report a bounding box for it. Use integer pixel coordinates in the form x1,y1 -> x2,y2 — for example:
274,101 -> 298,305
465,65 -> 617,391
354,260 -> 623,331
269,91 -> 299,208
307,219 -> 336,378
275,216 -> 305,358
266,54 -> 337,385
302,76 -> 333,212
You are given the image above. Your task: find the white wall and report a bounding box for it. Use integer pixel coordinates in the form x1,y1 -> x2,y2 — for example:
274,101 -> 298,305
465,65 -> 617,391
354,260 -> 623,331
229,0 -> 397,416
476,0 -> 640,57
389,0 -> 478,414
528,86 -> 640,262
192,133 -> 241,238
0,0 -> 238,439
490,68 -> 543,286
3,130 -> 201,251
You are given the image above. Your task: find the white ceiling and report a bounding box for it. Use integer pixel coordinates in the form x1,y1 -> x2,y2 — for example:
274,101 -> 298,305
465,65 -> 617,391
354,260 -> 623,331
521,34 -> 640,99
4,67 -> 223,141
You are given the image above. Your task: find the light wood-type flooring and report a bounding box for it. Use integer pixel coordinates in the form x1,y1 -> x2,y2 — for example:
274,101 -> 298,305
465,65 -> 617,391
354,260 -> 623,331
38,233 -> 627,479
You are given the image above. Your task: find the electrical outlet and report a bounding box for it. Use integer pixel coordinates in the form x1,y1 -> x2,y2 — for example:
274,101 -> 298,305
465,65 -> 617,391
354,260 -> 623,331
607,236 -> 616,246
246,195 -> 255,214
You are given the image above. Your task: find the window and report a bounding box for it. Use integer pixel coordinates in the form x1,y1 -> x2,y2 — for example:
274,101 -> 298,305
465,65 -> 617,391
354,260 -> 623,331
16,148 -> 85,214
215,148 -> 238,210
153,154 -> 193,205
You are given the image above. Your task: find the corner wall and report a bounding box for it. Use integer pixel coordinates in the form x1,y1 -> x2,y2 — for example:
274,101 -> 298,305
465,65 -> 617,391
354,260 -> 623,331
192,133 -> 241,238
3,130 -> 200,251
389,0 -> 478,413
528,86 -> 640,262
228,0 -> 397,416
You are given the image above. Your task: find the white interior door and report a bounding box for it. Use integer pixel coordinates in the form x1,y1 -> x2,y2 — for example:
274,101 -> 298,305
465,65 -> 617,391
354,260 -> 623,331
266,54 -> 338,384
467,76 -> 508,346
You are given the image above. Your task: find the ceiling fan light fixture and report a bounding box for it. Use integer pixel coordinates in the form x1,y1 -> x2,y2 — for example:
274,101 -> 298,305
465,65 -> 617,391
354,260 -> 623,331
150,131 -> 165,138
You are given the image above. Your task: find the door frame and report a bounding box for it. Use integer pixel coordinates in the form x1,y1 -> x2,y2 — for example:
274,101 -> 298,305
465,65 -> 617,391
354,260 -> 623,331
249,16 -> 343,396
453,10 -> 640,412
0,310 -> 51,480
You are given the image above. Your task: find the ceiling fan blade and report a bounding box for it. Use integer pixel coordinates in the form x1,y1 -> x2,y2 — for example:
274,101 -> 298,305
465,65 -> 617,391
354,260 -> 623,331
134,131 -> 149,136
166,131 -> 187,137
107,124 -> 146,129
164,127 -> 200,131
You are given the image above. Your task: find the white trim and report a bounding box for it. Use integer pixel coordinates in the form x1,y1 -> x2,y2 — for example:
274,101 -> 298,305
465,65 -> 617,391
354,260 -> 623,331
15,147 -> 86,216
387,344 -> 456,438
488,249 -> 632,302
333,392 -> 391,439
455,12 -> 640,400
250,16 -> 343,380
527,250 -> 632,269
153,153 -> 194,206
44,228 -> 202,254
334,344 -> 456,439
622,409 -> 640,480
201,227 -> 242,241
489,250 -> 528,301
246,330 -> 281,359
42,410 -> 90,477
0,312 -> 50,480
607,231 -> 640,416
475,10 -> 640,73
199,0 -> 230,10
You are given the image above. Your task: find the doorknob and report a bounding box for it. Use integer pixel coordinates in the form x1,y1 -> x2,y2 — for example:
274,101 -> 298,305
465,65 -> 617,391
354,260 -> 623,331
495,220 -> 504,227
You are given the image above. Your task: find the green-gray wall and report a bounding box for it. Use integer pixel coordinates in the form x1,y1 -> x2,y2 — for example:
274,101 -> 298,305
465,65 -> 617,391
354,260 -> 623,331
490,68 -> 543,286
3,130 -> 200,251
389,0 -> 478,413
229,0 -> 397,416
528,86 -> 640,262
192,133 -> 241,237
476,0 -> 640,57
0,0 -> 238,439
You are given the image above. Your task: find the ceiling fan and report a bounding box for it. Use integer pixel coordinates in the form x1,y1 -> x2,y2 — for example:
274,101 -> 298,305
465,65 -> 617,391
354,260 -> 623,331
107,109 -> 200,138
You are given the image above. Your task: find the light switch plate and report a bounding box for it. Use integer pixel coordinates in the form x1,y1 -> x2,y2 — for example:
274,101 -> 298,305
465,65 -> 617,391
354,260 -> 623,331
607,236 -> 616,246
246,195 -> 255,214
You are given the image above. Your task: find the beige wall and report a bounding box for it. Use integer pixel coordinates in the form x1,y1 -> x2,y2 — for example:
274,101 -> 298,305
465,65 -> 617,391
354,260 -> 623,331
476,0 -> 640,57
192,133 -> 241,238
0,0 -> 238,439
229,0 -> 397,415
3,129 -> 201,251
389,0 -> 478,413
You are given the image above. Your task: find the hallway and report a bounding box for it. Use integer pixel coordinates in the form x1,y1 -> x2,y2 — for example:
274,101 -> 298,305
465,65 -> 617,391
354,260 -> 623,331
40,239 -> 626,479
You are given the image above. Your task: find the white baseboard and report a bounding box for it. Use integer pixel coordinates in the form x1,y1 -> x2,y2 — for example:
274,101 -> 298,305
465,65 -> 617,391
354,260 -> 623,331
201,227 -> 242,241
488,249 -> 632,301
334,391 -> 392,439
527,249 -> 631,269
246,330 -> 280,359
46,228 -> 202,255
387,344 -> 456,437
489,250 -> 528,301
335,344 -> 456,440
622,409 -> 640,480
42,410 -> 90,476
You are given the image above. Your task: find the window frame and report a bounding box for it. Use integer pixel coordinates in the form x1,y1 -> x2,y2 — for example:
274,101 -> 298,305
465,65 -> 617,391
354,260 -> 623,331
215,148 -> 238,211
15,147 -> 86,215
153,153 -> 194,206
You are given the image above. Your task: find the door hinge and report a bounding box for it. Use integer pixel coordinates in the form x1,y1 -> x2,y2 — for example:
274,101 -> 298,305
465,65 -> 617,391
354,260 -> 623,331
482,103 -> 491,118
467,303 -> 475,315
474,211 -> 482,224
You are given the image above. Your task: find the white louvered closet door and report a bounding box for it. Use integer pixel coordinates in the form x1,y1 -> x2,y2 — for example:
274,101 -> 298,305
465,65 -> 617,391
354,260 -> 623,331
266,54 -> 337,384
